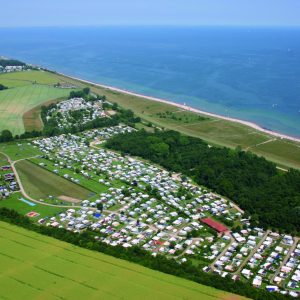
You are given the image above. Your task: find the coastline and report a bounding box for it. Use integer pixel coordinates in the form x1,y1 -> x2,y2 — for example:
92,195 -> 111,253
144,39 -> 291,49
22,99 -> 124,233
57,71 -> 300,144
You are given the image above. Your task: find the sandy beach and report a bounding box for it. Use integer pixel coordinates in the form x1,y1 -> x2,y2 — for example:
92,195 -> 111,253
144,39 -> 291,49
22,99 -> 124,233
58,72 -> 300,144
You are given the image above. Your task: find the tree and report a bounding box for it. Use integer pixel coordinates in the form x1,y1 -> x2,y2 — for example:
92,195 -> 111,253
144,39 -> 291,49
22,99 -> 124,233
96,203 -> 103,212
0,130 -> 13,142
83,87 -> 90,95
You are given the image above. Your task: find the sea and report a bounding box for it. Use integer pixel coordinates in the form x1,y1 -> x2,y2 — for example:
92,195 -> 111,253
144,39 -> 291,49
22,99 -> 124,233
0,26 -> 300,137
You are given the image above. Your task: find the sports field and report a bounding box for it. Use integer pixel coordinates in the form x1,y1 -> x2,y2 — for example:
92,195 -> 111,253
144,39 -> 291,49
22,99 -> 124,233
15,160 -> 92,201
0,221 -> 245,300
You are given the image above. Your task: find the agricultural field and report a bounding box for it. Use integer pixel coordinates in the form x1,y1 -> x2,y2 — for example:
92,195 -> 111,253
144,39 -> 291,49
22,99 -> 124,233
0,221 -> 245,300
15,160 -> 92,202
0,84 -> 71,135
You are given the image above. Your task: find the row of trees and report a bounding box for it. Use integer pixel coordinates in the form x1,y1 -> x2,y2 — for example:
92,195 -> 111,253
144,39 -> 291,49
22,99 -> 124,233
0,208 -> 292,300
106,130 -> 300,234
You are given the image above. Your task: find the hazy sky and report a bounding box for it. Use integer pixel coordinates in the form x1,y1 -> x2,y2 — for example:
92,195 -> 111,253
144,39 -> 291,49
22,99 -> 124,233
1,0 -> 300,27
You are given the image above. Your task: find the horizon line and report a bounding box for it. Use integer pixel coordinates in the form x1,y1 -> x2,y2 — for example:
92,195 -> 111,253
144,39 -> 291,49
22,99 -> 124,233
1,24 -> 300,29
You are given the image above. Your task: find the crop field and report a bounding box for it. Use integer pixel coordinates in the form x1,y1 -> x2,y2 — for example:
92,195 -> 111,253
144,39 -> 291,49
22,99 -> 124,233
0,221 -> 245,300
0,192 -> 65,218
0,84 -> 70,135
15,160 -> 92,201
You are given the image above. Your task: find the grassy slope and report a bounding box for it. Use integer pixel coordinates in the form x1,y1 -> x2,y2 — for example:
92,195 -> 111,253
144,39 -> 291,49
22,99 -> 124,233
0,221 -> 245,300
15,160 -> 91,200
58,73 -> 300,170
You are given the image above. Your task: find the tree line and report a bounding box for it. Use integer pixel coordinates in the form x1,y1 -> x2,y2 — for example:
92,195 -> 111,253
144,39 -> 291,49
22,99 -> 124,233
0,208 -> 292,300
106,130 -> 300,234
0,58 -> 26,67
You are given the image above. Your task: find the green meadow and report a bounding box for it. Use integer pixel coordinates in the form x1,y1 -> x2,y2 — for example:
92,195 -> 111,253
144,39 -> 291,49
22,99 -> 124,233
0,70 -> 78,134
0,221 -> 245,300
0,192 -> 65,218
15,160 -> 92,201
0,70 -> 62,88
0,84 -> 70,135
0,141 -> 42,161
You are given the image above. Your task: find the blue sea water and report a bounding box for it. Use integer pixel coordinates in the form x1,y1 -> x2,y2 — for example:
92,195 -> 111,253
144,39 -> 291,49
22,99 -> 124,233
0,26 -> 300,137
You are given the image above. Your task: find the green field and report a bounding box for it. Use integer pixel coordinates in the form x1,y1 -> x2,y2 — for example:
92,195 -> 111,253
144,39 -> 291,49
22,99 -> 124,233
0,70 -> 63,88
0,193 -> 65,218
0,84 -> 70,135
0,221 -> 245,300
0,141 -> 42,161
15,160 -> 92,201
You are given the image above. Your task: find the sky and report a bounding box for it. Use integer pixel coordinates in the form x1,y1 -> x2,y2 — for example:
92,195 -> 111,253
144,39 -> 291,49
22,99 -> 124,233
0,0 -> 300,27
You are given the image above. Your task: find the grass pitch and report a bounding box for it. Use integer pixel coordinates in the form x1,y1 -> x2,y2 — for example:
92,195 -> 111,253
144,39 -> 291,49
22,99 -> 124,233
15,160 -> 91,201
0,221 -> 245,300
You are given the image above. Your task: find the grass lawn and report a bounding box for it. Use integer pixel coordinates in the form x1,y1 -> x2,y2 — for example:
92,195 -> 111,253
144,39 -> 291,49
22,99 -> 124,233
0,221 -> 246,300
252,139 -> 300,170
0,192 -> 65,218
0,84 -> 71,135
0,141 -> 42,161
15,160 -> 92,201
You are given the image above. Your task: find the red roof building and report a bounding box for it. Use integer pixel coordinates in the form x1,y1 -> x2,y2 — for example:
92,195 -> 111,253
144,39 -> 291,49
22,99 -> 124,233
201,217 -> 228,233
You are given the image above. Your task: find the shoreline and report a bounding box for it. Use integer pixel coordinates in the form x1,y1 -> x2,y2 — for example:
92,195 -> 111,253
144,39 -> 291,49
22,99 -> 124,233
56,71 -> 300,144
